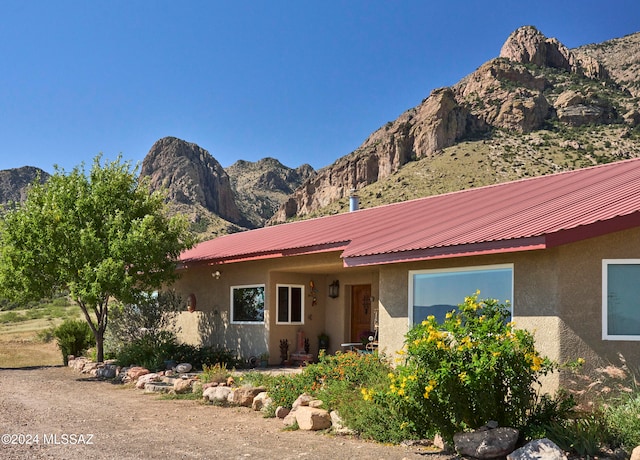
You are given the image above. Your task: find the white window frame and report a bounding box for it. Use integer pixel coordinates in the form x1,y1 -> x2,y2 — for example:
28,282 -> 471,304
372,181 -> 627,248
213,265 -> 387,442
602,259 -> 640,341
276,284 -> 305,325
230,284 -> 265,325
408,264 -> 514,326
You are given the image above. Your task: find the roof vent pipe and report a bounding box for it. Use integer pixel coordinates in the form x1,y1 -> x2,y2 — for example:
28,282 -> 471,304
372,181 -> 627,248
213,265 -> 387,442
349,189 -> 359,212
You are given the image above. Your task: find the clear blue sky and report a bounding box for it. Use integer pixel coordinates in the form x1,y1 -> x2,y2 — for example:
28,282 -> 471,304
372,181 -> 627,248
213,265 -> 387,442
1,1 -> 638,174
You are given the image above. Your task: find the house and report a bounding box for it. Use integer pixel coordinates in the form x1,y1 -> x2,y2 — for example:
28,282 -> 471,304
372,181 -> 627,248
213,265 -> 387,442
174,157 -> 640,390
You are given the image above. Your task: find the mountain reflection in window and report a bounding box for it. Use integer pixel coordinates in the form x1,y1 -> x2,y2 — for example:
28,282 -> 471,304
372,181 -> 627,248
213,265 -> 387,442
411,266 -> 513,324
232,285 -> 265,323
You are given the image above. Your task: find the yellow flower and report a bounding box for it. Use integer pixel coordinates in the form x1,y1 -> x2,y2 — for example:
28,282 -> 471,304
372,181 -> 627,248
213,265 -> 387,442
530,355 -> 543,372
459,372 -> 468,383
445,311 -> 454,319
492,351 -> 501,357
397,388 -> 405,396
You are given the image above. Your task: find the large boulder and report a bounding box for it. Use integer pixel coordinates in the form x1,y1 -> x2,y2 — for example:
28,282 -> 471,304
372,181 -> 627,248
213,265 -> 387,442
232,386 -> 267,407
294,406 -> 332,431
203,386 -> 232,404
251,392 -> 272,412
454,426 -> 519,459
507,438 -> 567,460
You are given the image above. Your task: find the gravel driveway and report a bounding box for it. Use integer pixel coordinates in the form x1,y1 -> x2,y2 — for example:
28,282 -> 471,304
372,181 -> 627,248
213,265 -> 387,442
0,366 -> 456,460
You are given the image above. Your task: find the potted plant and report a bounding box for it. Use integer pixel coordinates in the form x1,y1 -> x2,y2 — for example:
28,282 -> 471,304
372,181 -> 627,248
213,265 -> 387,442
318,332 -> 329,351
259,352 -> 269,368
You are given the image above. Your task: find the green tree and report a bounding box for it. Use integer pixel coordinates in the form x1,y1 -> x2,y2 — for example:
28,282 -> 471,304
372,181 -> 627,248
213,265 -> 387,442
0,156 -> 195,362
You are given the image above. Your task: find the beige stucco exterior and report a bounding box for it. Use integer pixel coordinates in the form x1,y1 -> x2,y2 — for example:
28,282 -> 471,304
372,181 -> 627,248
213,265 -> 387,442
172,226 -> 640,392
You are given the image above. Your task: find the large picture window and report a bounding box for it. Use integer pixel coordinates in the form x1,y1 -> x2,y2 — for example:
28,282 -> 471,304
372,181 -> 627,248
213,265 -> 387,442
231,285 -> 265,324
409,264 -> 513,325
603,260 -> 640,340
276,284 -> 304,324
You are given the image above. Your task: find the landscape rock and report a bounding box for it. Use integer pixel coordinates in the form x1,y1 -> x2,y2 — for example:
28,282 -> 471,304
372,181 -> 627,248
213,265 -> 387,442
330,410 -> 355,435
126,367 -> 150,382
507,438 -> 567,460
203,385 -> 232,404
454,426 -> 519,459
143,382 -> 173,394
291,393 -> 314,410
232,386 -> 267,407
283,411 -> 297,427
294,406 -> 332,431
251,392 -> 272,412
631,445 -> 640,460
81,362 -> 98,374
173,378 -> 195,394
174,363 -> 192,374
275,406 -> 290,419
135,373 -> 161,389
96,364 -> 117,379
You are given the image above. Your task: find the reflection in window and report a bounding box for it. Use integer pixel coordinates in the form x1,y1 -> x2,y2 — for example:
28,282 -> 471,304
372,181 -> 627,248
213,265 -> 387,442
231,285 -> 265,323
277,285 -> 304,324
603,260 -> 640,340
410,265 -> 513,325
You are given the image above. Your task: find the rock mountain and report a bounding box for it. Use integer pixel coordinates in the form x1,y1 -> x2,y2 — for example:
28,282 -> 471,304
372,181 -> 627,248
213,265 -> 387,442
2,26 -> 639,237
139,136 -> 314,238
0,166 -> 49,210
269,26 -> 640,223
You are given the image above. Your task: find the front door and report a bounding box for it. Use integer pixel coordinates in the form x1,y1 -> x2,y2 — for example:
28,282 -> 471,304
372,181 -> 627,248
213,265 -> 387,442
350,284 -> 372,343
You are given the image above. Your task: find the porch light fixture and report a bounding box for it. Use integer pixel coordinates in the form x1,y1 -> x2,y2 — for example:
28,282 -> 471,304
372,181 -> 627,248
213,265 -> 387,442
211,270 -> 221,279
328,280 -> 340,299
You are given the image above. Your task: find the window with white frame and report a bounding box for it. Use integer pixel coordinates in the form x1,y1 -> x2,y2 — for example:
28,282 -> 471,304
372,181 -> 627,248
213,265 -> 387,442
409,264 -> 513,325
602,260 -> 640,340
231,285 -> 265,324
276,284 -> 304,324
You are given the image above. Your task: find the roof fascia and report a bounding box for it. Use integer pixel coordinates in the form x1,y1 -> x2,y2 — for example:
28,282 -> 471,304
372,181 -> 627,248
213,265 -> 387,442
342,236 -> 547,267
545,212 -> 640,248
178,241 -> 348,269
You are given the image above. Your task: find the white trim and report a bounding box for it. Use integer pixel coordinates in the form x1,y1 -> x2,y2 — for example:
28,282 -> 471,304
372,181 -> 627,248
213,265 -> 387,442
602,259 -> 640,341
230,284 -> 266,325
408,263 -> 514,326
275,284 -> 305,325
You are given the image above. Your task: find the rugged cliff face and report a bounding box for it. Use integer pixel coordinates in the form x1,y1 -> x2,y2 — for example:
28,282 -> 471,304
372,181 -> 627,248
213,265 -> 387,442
269,26 -> 636,224
0,166 -> 49,207
225,158 -> 315,227
140,137 -> 247,228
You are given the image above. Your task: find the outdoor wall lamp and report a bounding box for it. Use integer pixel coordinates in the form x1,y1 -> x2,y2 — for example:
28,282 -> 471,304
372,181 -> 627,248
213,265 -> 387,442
211,270 -> 221,279
328,280 -> 340,298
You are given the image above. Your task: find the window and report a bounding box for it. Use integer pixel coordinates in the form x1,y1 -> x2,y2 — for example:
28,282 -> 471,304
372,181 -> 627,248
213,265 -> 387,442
231,285 -> 265,324
602,260 -> 640,340
409,264 -> 513,325
276,284 -> 304,324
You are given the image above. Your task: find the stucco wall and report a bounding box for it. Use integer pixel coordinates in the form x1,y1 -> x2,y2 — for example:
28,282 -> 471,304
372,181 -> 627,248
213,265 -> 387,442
172,252 -> 378,364
377,227 -> 640,393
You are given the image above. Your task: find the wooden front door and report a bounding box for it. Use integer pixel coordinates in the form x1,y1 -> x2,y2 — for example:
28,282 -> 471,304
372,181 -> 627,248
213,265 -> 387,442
351,284 -> 372,343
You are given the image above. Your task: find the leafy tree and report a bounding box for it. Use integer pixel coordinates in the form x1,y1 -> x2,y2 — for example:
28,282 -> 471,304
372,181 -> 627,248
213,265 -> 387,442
0,156 -> 195,362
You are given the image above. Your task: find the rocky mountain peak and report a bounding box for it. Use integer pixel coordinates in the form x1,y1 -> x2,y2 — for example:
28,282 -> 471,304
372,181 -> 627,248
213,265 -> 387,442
499,25 -> 608,80
0,166 -> 49,206
140,136 -> 246,227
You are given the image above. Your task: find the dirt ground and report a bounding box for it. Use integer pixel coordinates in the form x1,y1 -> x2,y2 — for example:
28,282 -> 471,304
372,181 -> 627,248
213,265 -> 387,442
0,366 -> 458,460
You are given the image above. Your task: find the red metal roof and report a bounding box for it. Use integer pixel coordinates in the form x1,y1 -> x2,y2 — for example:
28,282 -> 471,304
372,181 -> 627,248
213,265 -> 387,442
179,157 -> 640,268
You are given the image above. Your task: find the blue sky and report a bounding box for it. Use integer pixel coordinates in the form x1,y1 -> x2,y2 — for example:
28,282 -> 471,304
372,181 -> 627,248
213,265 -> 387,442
1,1 -> 638,174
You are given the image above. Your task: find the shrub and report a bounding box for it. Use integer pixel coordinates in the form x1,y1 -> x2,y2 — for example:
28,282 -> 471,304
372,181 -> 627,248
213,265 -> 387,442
392,292 -> 554,443
53,319 -> 94,365
543,412 -> 611,457
115,330 -> 182,371
115,330 -> 239,372
605,391 -> 640,449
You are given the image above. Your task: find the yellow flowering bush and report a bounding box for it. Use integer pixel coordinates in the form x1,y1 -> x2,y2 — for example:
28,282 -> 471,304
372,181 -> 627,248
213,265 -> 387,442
394,292 -> 554,443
